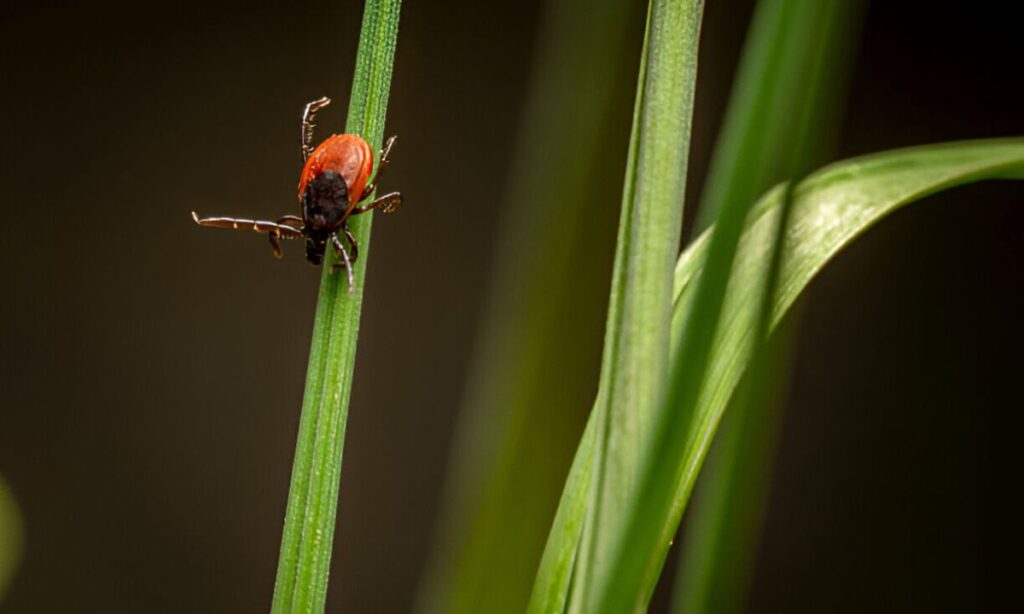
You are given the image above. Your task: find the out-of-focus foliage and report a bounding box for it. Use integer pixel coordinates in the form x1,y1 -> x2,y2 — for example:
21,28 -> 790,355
416,0 -> 642,612
533,137 -> 1024,612
675,1 -> 864,611
0,476 -> 23,603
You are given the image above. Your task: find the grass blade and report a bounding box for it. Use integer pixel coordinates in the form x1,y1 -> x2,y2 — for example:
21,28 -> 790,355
693,0 -> 861,235
0,476 -> 22,603
674,0 -> 864,610
416,1 -> 642,611
671,312 -> 796,614
527,0 -> 706,610
615,138 -> 1024,611
270,1 -> 402,612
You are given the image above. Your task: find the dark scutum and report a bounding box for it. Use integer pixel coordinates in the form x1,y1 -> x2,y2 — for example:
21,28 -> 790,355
301,170 -> 350,264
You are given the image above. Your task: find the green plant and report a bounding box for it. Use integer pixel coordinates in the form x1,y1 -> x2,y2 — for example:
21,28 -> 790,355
416,1 -> 642,612
415,1 -> 1024,612
264,1 -> 1022,612
535,137 -> 1024,612
270,1 -> 401,612
676,1 -> 863,611
0,476 -> 22,604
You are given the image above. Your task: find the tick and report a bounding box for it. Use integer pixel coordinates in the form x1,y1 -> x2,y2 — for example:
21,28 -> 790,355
192,96 -> 402,292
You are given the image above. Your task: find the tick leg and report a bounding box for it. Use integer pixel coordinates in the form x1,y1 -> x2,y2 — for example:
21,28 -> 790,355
193,211 -> 303,259
271,216 -> 306,257
342,223 -> 359,264
269,233 -> 283,259
301,96 -> 332,162
192,211 -> 304,237
351,192 -> 402,215
359,135 -> 398,200
331,233 -> 355,293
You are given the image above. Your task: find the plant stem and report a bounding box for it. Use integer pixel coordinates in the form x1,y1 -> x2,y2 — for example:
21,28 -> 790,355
520,0 -> 705,610
270,1 -> 401,612
673,1 -> 863,609
0,476 -> 23,603
612,139 -> 1024,611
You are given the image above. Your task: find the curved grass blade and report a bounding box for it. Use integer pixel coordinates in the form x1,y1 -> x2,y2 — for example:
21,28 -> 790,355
416,1 -> 643,611
674,0 -> 864,610
270,1 -> 402,612
0,476 -> 23,603
531,138 -> 1024,612
606,138 -> 1024,612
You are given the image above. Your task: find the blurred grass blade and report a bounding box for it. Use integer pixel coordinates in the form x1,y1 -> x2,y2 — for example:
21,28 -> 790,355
527,411 -> 599,614
674,0 -> 864,610
0,476 -> 23,603
270,1 -> 401,612
692,0 -> 860,235
416,1 -> 642,611
672,177 -> 798,613
673,178 -> 801,613
672,313 -> 796,614
527,0 -> 706,611
607,138 -> 1024,612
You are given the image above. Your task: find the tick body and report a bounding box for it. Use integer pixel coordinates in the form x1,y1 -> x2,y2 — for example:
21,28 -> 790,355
192,96 -> 402,292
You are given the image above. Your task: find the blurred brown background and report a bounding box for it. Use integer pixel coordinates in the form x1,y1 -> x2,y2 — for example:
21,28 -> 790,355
1,1 -> 1021,612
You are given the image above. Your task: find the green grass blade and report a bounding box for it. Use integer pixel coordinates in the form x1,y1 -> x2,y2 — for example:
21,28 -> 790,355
610,138 -> 1024,611
692,0 -> 860,235
527,412 -> 599,614
526,0 -> 706,611
671,314 -> 796,614
0,476 -> 23,603
270,1 -> 401,612
674,0 -> 864,610
531,138 -> 1024,612
672,176 -> 801,612
573,0 -> 705,609
416,1 -> 642,611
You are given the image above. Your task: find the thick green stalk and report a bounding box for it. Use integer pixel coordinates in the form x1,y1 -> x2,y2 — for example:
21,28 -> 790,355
556,0 -> 705,611
527,1 -> 704,610
270,1 -> 401,612
596,2 -> 855,604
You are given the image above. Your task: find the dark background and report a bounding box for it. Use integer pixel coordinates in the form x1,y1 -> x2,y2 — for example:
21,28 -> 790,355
1,1 -> 1021,612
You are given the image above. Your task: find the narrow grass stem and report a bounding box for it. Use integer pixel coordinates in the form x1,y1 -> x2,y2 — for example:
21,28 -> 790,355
270,2 -> 402,612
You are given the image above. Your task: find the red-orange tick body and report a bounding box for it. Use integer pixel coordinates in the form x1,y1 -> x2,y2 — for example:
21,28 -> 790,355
192,96 -> 402,292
